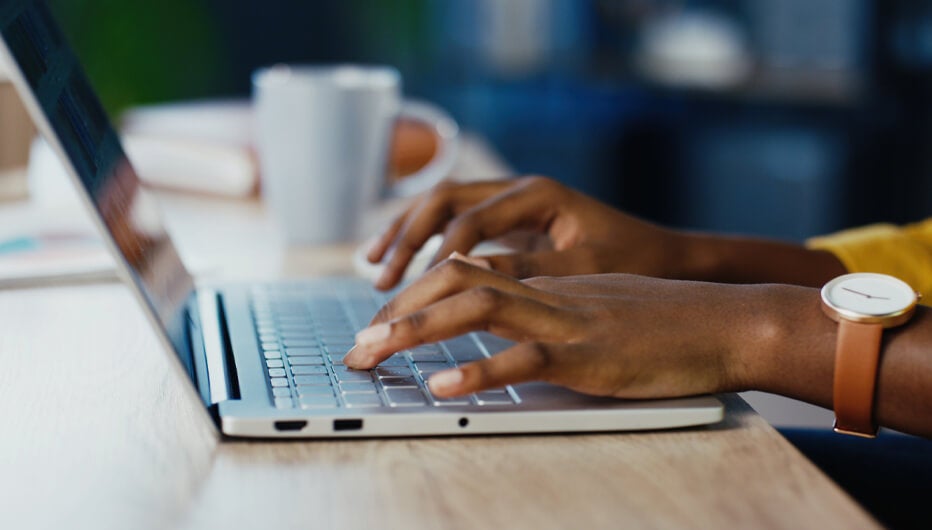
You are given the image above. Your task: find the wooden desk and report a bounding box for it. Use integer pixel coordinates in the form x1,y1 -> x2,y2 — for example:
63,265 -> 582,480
0,173 -> 878,529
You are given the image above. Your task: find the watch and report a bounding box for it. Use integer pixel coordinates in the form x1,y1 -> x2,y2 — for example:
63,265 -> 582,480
821,272 -> 920,437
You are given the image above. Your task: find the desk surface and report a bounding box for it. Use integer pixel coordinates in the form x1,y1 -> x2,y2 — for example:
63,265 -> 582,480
0,178 -> 877,529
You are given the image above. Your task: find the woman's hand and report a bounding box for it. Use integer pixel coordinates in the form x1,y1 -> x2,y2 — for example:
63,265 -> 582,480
344,258 -> 799,399
366,177 -> 691,290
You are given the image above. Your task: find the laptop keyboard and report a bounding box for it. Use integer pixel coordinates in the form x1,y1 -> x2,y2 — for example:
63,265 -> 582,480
250,284 -> 520,410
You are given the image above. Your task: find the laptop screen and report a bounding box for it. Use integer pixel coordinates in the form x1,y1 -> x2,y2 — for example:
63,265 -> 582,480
0,1 -> 198,381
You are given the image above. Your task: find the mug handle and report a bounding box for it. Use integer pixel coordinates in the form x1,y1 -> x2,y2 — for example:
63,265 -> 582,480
388,100 -> 459,198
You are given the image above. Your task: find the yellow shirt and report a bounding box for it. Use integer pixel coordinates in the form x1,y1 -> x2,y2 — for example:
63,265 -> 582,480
806,219 -> 932,300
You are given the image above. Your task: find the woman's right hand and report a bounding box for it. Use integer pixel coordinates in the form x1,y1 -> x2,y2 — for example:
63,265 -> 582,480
367,176 -> 694,290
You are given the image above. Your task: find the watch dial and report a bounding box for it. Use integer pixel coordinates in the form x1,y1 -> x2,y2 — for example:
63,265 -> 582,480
824,273 -> 916,317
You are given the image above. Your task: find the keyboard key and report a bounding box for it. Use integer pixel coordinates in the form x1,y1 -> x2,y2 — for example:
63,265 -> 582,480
475,390 -> 514,405
323,341 -> 354,350
385,388 -> 427,407
409,344 -> 442,354
415,361 -> 454,375
280,332 -> 318,341
264,350 -> 282,360
380,355 -> 409,367
270,378 -> 289,388
328,354 -> 346,366
266,359 -> 284,369
296,385 -> 334,397
286,346 -> 323,356
274,397 -> 294,409
289,356 -> 325,366
284,339 -> 319,348
294,374 -> 331,386
272,387 -> 292,397
339,381 -> 378,394
291,365 -> 328,375
299,395 -> 338,409
444,335 -> 486,362
333,369 -> 373,382
261,342 -> 280,351
431,396 -> 471,406
380,376 -> 419,388
259,333 -> 278,343
473,332 -> 515,354
343,393 -> 383,408
277,323 -> 313,332
268,368 -> 287,377
375,366 -> 413,378
408,348 -> 446,363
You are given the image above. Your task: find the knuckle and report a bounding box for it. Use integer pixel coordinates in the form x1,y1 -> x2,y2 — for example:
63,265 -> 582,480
445,213 -> 478,235
523,275 -> 556,289
429,179 -> 458,203
513,257 -> 539,279
471,286 -> 505,312
522,175 -> 559,193
372,300 -> 396,323
402,312 -> 429,345
434,179 -> 457,192
575,246 -> 602,272
446,214 -> 489,244
437,257 -> 473,279
524,342 -> 554,374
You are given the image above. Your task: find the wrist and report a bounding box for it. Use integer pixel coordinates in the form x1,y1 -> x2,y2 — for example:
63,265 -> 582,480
724,284 -> 836,405
673,231 -> 727,281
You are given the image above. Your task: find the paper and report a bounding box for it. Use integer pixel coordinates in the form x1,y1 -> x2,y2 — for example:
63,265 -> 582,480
0,231 -> 117,288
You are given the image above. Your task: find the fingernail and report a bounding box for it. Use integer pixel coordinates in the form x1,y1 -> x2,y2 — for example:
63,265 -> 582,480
355,323 -> 391,346
449,251 -> 491,270
343,345 -> 361,366
364,236 -> 381,258
428,369 -> 464,393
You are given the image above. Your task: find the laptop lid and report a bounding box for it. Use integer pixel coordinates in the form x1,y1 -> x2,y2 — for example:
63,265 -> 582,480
0,1 -> 201,388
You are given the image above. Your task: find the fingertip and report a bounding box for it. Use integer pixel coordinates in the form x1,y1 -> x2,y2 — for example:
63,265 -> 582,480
428,369 -> 465,397
366,237 -> 390,263
375,267 -> 399,291
342,345 -> 367,369
448,251 -> 492,270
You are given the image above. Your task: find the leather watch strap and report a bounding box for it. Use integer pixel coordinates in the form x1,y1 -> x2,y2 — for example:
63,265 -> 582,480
832,319 -> 883,437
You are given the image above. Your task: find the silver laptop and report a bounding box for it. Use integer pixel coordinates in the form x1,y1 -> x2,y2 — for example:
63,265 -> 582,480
0,1 -> 723,438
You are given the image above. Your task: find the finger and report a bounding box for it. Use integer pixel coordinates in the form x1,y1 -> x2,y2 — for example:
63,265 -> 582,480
427,342 -> 562,397
428,179 -> 558,268
375,180 -> 512,290
366,209 -> 412,263
345,285 -> 576,369
369,258 -> 558,327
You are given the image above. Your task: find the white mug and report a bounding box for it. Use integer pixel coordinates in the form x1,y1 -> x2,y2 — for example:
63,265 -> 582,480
252,64 -> 458,244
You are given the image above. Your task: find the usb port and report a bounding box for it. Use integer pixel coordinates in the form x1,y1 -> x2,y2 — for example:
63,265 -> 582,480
333,419 -> 363,431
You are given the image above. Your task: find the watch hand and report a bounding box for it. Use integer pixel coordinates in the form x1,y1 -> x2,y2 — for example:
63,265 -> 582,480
842,287 -> 890,300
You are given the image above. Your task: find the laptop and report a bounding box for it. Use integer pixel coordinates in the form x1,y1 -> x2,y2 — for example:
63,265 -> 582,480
0,1 -> 723,438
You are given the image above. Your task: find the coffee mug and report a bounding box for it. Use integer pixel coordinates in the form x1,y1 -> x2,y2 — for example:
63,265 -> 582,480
252,64 -> 458,244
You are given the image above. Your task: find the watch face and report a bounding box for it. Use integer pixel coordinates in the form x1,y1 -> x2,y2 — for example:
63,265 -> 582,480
822,273 -> 917,319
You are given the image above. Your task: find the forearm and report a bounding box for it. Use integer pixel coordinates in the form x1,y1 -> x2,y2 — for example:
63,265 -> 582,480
680,233 -> 847,287
738,285 -> 932,438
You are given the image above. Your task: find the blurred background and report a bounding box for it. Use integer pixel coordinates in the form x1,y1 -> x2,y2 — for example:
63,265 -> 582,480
45,0 -> 932,241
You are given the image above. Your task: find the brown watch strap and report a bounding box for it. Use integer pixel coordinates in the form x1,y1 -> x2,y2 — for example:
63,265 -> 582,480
833,319 -> 883,436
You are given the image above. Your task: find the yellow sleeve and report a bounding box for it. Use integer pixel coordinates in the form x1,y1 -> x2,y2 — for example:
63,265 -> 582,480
806,219 -> 932,299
